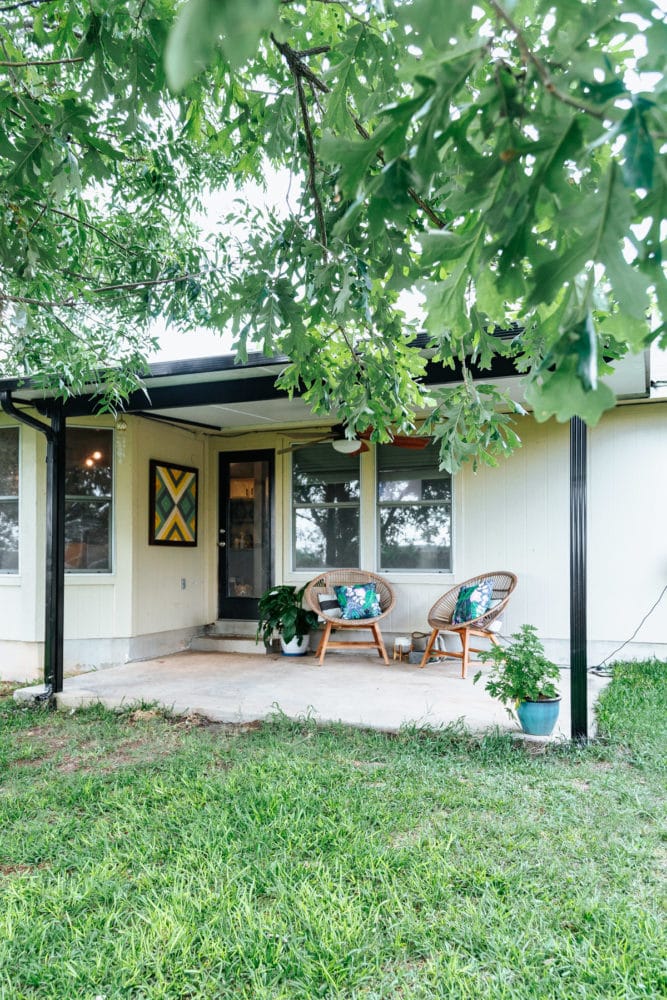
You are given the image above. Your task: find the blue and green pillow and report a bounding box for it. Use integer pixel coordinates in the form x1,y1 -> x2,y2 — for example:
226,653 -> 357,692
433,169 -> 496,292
334,583 -> 382,620
452,580 -> 493,624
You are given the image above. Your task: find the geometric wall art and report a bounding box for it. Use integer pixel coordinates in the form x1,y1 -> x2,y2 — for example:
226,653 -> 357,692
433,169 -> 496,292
148,460 -> 198,546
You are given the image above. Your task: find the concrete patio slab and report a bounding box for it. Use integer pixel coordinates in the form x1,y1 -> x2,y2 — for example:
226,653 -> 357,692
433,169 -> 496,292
16,649 -> 610,739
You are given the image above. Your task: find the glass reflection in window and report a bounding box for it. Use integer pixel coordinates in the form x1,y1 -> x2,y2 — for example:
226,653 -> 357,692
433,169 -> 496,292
65,428 -> 113,572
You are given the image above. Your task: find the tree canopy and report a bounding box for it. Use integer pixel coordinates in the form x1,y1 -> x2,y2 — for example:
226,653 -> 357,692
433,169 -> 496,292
0,0 -> 665,469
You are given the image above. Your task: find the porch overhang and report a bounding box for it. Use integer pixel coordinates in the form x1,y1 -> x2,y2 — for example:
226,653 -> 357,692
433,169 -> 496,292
0,337 -> 650,428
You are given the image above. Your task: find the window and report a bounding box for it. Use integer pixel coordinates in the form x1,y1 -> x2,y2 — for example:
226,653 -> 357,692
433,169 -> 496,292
65,428 -> 113,572
377,443 -> 452,571
0,427 -> 19,572
292,444 -> 360,569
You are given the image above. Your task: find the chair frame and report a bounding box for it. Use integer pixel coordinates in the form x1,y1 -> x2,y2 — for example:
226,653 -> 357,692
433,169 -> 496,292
420,571 -> 518,677
305,569 -> 396,666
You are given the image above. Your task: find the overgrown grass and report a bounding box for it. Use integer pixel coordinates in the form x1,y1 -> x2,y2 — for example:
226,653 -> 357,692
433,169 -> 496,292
0,662 -> 665,999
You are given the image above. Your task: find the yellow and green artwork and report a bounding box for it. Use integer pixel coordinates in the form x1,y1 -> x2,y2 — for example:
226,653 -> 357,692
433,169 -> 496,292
149,460 -> 198,546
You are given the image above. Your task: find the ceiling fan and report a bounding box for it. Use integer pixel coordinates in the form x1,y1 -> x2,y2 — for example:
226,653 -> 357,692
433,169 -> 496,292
278,424 -> 431,455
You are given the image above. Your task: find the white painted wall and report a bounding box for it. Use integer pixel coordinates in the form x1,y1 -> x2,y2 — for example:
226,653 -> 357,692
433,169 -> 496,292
0,400 -> 665,681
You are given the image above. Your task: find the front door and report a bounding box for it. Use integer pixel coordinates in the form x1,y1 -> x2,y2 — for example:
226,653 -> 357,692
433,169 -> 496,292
218,451 -> 274,620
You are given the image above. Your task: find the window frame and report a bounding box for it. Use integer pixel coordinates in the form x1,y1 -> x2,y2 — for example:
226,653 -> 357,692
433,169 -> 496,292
0,425 -> 20,575
65,426 -> 114,575
375,444 -> 453,574
290,444 -> 361,572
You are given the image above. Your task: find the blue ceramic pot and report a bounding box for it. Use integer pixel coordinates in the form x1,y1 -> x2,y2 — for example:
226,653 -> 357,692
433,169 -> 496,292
516,698 -> 561,736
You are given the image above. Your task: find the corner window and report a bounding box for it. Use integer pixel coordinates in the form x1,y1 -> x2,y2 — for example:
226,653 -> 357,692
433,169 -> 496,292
65,428 -> 113,572
0,427 -> 19,572
377,443 -> 452,571
292,444 -> 360,569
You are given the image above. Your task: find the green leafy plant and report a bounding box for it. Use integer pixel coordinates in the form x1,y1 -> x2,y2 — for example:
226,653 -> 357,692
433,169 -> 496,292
474,624 -> 560,715
256,584 -> 319,646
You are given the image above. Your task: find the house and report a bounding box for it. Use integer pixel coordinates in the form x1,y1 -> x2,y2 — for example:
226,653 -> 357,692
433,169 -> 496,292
0,345 -> 665,732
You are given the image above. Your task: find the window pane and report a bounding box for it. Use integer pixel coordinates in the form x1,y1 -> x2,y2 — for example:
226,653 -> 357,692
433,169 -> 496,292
0,500 -> 19,571
0,427 -> 19,497
65,428 -> 112,497
294,506 -> 359,569
65,500 -> 111,571
65,428 -> 113,572
293,445 -> 360,503
0,428 -> 19,572
378,443 -> 452,571
377,442 -> 449,501
379,505 -> 451,571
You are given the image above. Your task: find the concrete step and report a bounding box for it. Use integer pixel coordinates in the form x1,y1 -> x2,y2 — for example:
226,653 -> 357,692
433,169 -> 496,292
190,633 -> 267,655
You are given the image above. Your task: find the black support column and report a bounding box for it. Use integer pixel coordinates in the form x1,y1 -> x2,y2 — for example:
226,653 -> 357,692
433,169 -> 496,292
0,393 -> 66,698
44,400 -> 66,695
569,417 -> 588,740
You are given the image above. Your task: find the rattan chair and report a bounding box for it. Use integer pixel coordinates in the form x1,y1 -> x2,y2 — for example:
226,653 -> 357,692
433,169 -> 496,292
420,571 -> 518,677
305,569 -> 396,666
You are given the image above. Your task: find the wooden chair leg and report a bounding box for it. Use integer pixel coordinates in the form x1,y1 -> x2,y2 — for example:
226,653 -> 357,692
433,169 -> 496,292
460,628 -> 471,678
371,622 -> 389,664
316,621 -> 333,665
419,628 -> 439,668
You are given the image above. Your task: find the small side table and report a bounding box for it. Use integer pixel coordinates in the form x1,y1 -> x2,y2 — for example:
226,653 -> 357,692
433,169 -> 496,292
393,639 -> 412,662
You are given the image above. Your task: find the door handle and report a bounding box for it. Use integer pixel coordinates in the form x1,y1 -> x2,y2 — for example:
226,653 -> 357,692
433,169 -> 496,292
218,541 -> 226,548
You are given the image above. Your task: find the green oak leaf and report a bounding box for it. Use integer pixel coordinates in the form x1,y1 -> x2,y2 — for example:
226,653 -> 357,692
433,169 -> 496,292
620,104 -> 655,190
166,0 -> 278,90
524,368 -> 616,425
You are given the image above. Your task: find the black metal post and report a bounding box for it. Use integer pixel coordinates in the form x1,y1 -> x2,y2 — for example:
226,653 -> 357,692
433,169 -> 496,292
44,401 -> 66,695
570,416 -> 588,740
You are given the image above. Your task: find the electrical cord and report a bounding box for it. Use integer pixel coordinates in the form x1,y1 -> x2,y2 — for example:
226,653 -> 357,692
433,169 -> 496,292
590,583 -> 667,676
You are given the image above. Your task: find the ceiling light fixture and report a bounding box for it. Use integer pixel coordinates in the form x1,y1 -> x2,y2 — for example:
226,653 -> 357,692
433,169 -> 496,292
331,439 -> 361,455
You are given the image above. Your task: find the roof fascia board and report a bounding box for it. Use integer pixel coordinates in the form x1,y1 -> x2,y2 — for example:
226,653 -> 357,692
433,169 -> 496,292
38,353 -> 522,418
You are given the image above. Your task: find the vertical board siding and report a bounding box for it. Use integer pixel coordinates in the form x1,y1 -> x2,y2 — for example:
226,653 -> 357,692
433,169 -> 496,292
1,402 -> 665,676
588,405 -> 666,644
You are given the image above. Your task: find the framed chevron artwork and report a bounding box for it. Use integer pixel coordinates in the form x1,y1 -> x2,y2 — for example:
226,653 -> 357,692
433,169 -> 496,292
149,459 -> 198,546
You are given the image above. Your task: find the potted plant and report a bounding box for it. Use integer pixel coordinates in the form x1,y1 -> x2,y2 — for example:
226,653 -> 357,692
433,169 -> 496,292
256,584 -> 319,656
474,624 -> 562,736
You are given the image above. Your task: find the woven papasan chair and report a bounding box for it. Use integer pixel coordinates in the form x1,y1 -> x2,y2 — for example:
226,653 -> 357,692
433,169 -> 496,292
420,571 -> 518,677
305,569 -> 396,666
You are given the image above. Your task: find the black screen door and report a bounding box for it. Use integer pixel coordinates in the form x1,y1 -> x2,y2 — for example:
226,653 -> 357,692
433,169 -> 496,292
218,450 -> 274,620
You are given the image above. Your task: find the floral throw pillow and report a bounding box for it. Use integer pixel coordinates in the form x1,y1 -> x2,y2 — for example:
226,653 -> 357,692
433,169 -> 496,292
452,580 -> 493,624
334,583 -> 382,621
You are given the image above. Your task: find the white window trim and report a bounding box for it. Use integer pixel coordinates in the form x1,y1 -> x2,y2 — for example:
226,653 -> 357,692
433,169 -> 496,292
374,444 -> 455,577
64,425 -> 114,576
0,424 -> 20,575
284,439 -> 460,584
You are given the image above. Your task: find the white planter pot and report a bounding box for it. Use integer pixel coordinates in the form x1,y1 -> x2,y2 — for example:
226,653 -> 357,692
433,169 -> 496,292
280,634 -> 310,656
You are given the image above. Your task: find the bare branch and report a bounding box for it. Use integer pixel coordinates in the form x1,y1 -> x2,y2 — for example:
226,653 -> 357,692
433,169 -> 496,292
486,0 -> 605,120
0,270 -> 213,312
351,119 -> 446,230
0,0 -> 56,11
0,56 -> 86,67
33,202 -> 140,254
271,33 -> 447,236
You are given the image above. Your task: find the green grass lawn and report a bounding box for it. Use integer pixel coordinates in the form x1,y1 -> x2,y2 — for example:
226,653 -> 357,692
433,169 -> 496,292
0,661 -> 665,999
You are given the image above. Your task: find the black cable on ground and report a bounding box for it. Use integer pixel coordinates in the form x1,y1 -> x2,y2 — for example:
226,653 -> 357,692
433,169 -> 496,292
589,583 -> 667,676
